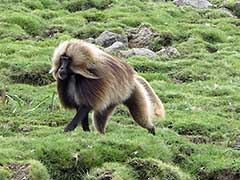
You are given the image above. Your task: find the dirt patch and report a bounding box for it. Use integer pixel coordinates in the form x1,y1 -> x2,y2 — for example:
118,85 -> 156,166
17,126 -> 32,133
187,135 -> 208,144
128,158 -> 191,180
198,168 -> 240,180
7,163 -> 30,180
206,46 -> 218,53
0,89 -> 7,103
95,170 -> 114,180
42,26 -> 64,38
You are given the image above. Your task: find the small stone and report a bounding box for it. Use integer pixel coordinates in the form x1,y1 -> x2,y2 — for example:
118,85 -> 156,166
104,41 -> 127,53
120,48 -> 157,58
157,46 -> 180,57
84,37 -> 95,44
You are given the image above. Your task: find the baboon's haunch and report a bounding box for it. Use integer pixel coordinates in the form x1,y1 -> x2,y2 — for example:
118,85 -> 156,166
50,40 -> 165,135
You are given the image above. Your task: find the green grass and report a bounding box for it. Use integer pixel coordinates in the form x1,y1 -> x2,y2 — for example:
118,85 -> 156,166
0,0 -> 240,179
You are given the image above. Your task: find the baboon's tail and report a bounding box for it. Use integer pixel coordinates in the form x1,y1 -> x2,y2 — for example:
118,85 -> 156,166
135,75 -> 165,118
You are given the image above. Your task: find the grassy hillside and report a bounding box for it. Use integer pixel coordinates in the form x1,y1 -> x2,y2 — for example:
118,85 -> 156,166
0,0 -> 240,179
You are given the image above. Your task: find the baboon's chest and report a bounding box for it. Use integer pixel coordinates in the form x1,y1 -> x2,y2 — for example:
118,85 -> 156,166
57,76 -> 79,109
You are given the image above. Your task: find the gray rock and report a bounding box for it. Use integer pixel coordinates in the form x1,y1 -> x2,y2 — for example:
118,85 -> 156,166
234,2 -> 240,17
105,41 -> 127,53
95,30 -> 128,47
126,24 -> 158,49
235,1 -> 240,9
233,135 -> 240,150
84,37 -> 95,44
120,48 -> 157,58
157,46 -> 180,57
220,7 -> 237,18
173,0 -> 212,9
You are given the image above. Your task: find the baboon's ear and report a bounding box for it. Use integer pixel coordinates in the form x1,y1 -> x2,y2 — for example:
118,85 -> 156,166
73,66 -> 100,79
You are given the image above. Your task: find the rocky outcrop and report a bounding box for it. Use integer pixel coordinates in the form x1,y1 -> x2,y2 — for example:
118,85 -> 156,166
126,24 -> 158,49
95,30 -> 128,47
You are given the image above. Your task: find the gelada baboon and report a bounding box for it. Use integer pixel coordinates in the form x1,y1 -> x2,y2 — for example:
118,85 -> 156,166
50,40 -> 165,135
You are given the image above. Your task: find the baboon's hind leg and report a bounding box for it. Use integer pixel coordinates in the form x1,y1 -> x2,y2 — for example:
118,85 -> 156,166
93,105 -> 116,134
124,82 -> 155,135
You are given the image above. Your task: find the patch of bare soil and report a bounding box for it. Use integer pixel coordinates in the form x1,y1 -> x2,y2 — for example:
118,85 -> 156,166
7,163 -> 30,180
96,170 -> 114,180
198,168 -> 240,180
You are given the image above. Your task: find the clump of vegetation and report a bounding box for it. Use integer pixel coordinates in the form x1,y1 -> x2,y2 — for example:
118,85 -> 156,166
9,63 -> 54,86
224,0 -> 240,17
23,0 -> 44,10
150,31 -> 174,51
84,162 -> 136,180
28,160 -> 50,180
194,28 -> 226,43
0,167 -> 10,180
1,13 -> 44,36
128,158 -> 192,180
64,0 -> 113,12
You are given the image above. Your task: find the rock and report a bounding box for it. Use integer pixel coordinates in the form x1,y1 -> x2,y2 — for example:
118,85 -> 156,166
84,37 -> 95,44
173,0 -> 212,9
219,7 -> 237,18
120,48 -> 157,58
104,41 -> 127,53
157,46 -> 180,57
126,24 -> 158,48
95,30 -> 128,47
235,1 -> 240,9
234,2 -> 240,17
233,135 -> 240,150
17,126 -> 32,133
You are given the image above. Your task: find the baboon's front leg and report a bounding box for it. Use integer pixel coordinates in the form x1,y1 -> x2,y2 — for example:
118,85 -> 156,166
64,105 -> 91,132
81,113 -> 90,132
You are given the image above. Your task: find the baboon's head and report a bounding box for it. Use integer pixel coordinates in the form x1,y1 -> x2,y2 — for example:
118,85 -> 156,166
50,40 -> 101,80
57,54 -> 73,80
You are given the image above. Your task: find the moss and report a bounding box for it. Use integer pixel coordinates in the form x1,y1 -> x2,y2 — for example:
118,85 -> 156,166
1,13 -> 44,36
194,28 -> 226,43
84,162 -> 136,180
73,25 -> 105,39
38,0 -> 61,10
82,10 -> 106,22
0,166 -> 11,180
23,0 -> 44,10
37,148 -> 88,180
0,22 -> 27,39
28,160 -> 50,180
64,0 -> 113,12
9,63 -> 54,86
128,158 -> 192,180
224,0 -> 240,17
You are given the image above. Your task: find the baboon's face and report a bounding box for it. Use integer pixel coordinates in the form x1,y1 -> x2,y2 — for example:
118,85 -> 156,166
57,55 -> 73,80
